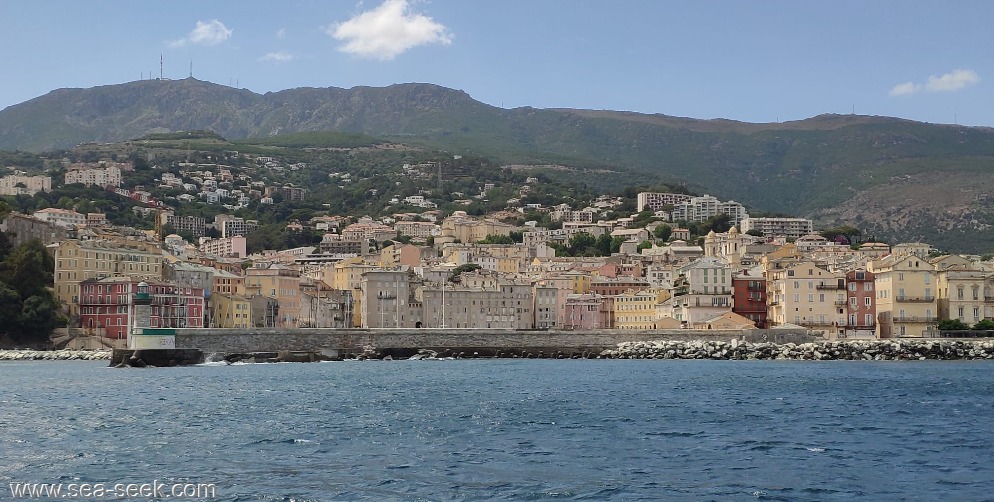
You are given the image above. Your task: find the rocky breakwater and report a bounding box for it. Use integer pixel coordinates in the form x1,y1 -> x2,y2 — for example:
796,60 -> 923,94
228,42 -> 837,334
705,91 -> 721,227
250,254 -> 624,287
0,349 -> 112,361
601,339 -> 994,361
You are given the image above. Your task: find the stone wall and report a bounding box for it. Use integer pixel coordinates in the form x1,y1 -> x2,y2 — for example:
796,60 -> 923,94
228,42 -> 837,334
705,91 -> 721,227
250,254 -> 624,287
174,328 -> 814,356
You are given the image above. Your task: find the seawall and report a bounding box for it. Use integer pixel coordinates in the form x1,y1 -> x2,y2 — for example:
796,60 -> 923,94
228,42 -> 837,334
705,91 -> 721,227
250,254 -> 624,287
602,339 -> 994,360
0,349 -> 111,361
173,328 -> 820,358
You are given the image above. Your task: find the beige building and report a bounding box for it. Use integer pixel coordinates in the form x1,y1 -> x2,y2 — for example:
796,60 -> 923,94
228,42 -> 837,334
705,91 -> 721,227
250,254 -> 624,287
53,238 -> 165,318
767,260 -> 846,331
936,266 -> 986,326
0,173 -> 51,195
359,269 -> 421,328
65,164 -> 122,187
439,211 -> 515,244
869,254 -> 938,338
421,280 -> 534,329
244,264 -> 301,327
670,257 -> 733,325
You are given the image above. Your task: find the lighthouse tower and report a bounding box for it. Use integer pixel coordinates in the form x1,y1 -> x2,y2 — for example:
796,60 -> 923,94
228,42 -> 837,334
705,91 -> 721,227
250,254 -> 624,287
129,281 -> 176,350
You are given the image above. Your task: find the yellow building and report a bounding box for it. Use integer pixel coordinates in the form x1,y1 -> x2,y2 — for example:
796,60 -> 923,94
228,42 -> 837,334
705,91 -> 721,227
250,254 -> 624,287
869,254 -> 938,338
53,238 -> 165,317
332,258 -> 380,326
766,260 -> 846,331
614,289 -> 666,330
211,294 -> 252,328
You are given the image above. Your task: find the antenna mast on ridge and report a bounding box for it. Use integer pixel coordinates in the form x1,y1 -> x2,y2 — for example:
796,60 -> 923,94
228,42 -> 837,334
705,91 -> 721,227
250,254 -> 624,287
160,54 -> 163,80
190,60 -> 193,78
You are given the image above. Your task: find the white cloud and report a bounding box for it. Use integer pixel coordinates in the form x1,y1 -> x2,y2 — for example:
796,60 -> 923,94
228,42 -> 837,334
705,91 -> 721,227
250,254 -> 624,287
889,82 -> 921,97
328,0 -> 452,60
276,28 -> 286,39
260,51 -> 296,63
170,20 -> 233,48
925,69 -> 980,92
889,68 -> 980,97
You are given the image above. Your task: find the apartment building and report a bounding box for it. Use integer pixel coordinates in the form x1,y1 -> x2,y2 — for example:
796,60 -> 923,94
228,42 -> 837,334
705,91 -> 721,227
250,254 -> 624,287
78,277 -> 204,338
732,268 -> 768,328
54,239 -> 165,318
614,289 -> 664,330
211,294 -> 252,328
244,264 -> 301,327
65,165 -> 122,187
214,214 -> 259,238
33,208 -> 86,228
199,235 -> 247,258
0,173 -> 50,195
739,217 -> 814,240
166,214 -> 208,238
869,254 -> 938,338
359,269 -> 422,328
636,192 -> 694,211
670,256 -> 734,325
421,280 -> 534,329
766,260 -> 846,331
843,269 -> 877,338
936,267 -> 986,326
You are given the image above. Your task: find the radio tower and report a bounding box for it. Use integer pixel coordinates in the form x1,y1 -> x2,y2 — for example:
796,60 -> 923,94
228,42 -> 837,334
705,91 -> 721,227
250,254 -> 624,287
189,60 -> 193,78
160,54 -> 163,80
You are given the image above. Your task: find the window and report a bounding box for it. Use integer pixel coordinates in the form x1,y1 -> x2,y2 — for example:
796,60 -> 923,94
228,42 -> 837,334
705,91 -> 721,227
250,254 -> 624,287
850,297 -> 857,307
865,297 -> 872,306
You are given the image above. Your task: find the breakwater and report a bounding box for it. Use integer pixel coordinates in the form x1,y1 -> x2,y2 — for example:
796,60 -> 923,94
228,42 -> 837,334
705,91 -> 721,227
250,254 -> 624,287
601,339 -> 994,360
0,349 -> 111,361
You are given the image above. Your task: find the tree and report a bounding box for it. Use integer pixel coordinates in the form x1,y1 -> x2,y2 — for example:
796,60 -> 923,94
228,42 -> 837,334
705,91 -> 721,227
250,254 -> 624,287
653,224 -> 672,242
746,229 -> 764,238
973,319 -> 994,330
478,234 -> 514,245
937,319 -> 970,330
0,240 -> 54,300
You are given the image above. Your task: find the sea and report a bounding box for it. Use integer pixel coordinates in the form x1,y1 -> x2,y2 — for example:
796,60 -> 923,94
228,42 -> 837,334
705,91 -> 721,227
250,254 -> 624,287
2,359 -> 993,501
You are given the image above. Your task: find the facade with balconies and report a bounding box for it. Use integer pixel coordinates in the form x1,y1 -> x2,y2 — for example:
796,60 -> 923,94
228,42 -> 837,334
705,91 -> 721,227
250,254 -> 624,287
766,260 -> 846,332
869,254 -> 938,338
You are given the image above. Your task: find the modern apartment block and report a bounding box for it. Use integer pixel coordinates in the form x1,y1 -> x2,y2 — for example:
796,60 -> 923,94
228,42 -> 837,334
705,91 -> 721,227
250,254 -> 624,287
740,217 -> 814,240
636,192 -> 694,211
65,165 -> 122,187
670,194 -> 749,226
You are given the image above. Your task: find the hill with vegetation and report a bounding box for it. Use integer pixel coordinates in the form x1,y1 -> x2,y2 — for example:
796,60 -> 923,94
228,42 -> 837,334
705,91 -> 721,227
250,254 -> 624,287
3,78 -> 994,251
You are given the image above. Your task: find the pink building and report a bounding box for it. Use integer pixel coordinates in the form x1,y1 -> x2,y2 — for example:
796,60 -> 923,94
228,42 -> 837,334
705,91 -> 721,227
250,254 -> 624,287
78,277 -> 205,339
563,294 -> 613,329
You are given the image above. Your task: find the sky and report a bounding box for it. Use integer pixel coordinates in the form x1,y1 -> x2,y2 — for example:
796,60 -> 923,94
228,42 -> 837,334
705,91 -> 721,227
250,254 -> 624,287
1,0 -> 993,126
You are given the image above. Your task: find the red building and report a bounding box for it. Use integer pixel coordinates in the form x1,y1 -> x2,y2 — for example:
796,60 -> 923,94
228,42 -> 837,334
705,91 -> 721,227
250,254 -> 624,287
79,277 -> 205,339
732,270 -> 767,328
843,269 -> 876,338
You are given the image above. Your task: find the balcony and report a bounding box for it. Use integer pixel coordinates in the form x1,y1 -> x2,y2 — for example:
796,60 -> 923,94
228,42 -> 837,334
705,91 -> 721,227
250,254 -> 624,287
892,316 -> 937,322
895,296 -> 934,303
816,284 -> 844,290
835,300 -> 848,305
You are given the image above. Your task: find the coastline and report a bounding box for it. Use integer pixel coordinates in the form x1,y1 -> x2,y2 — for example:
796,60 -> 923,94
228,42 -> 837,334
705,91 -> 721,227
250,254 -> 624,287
4,339 -> 993,362
601,339 -> 994,360
0,349 -> 111,361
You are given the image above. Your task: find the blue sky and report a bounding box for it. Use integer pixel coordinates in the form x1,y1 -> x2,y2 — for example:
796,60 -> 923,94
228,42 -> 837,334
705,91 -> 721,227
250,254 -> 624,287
1,0 -> 992,126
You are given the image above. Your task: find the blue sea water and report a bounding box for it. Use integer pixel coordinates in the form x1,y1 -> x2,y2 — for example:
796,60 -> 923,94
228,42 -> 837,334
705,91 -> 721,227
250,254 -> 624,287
2,360 -> 994,501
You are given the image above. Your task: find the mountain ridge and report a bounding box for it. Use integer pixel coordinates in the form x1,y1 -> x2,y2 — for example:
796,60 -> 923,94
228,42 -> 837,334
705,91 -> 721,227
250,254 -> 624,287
3,78 -> 994,252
